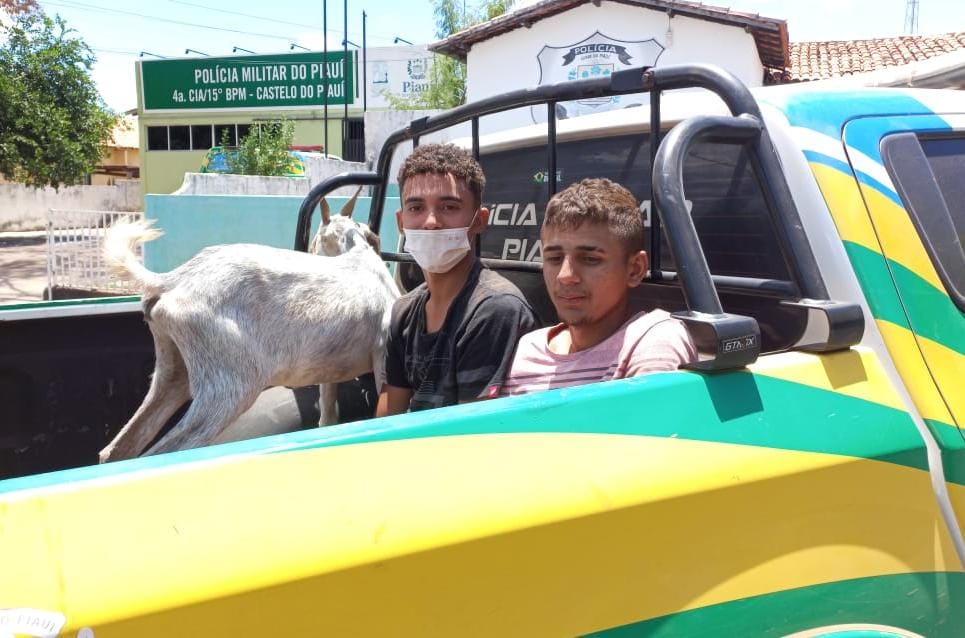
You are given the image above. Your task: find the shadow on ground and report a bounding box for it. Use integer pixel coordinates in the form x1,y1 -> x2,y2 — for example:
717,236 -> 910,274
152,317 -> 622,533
0,236 -> 47,304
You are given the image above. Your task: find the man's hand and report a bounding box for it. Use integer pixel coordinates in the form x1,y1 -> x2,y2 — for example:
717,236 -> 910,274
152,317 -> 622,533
376,384 -> 413,417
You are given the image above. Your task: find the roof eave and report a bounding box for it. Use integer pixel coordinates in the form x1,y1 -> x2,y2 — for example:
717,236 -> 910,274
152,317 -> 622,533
428,0 -> 789,68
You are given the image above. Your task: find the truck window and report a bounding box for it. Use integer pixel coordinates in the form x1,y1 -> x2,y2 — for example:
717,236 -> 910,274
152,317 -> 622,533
881,132 -> 965,311
480,133 -> 792,282
920,136 -> 965,238
474,132 -> 804,350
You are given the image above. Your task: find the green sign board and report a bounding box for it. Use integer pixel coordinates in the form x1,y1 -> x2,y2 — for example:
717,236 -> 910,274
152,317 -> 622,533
140,52 -> 354,111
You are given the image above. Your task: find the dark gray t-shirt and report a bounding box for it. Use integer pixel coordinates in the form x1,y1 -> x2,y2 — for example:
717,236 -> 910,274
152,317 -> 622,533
386,260 -> 538,411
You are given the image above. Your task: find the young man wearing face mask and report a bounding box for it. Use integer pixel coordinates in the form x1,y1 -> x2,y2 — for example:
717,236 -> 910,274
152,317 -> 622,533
376,144 -> 538,415
500,178 -> 696,396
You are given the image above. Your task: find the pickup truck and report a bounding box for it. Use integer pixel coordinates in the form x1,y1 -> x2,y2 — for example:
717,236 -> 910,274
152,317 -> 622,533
1,64 -> 962,637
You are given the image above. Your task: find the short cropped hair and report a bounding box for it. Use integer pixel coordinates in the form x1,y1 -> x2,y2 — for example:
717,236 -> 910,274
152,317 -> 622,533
397,143 -> 486,207
543,178 -> 644,254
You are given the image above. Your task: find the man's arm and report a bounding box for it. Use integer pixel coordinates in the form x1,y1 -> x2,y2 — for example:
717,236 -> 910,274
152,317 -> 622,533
376,384 -> 413,417
455,294 -> 538,402
378,296 -> 415,417
624,317 -> 697,377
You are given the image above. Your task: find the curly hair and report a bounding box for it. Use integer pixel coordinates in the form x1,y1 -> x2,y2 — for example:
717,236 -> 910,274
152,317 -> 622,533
397,143 -> 486,207
543,178 -> 644,255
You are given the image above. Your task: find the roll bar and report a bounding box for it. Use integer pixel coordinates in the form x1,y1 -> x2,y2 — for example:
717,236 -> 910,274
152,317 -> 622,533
652,114 -> 764,369
294,63 -> 864,369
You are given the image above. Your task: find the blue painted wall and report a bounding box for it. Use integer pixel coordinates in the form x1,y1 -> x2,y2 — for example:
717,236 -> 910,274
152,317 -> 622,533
144,194 -> 401,272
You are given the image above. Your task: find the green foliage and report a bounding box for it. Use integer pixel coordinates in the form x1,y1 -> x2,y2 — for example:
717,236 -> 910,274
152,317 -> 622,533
480,0 -> 513,21
222,119 -> 295,176
382,54 -> 466,110
385,0 -> 511,110
433,0 -> 464,39
0,12 -> 116,187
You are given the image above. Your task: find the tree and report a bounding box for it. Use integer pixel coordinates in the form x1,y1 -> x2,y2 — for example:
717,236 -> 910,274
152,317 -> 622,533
0,11 -> 116,187
481,0 -> 512,21
384,0 -> 512,109
222,119 -> 296,177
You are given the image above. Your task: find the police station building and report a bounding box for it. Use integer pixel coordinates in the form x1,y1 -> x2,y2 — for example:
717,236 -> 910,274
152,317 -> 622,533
431,0 -> 787,131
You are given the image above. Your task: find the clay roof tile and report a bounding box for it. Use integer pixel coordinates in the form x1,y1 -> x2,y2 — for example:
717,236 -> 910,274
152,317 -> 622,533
787,31 -> 965,81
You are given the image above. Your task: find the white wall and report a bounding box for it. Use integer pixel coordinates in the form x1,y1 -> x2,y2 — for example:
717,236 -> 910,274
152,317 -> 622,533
174,156 -> 367,197
365,45 -> 436,109
364,109 -> 472,190
466,1 -> 764,132
365,109 -> 439,164
0,180 -> 141,231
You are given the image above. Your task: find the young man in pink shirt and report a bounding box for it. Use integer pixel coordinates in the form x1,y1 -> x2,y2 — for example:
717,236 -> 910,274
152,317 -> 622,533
501,178 -> 696,396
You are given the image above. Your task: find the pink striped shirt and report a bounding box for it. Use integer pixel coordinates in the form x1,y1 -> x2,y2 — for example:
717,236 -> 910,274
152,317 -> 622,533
500,310 -> 696,396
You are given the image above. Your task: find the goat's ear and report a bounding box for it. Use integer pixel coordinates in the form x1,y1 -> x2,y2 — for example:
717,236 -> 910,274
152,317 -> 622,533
320,198 -> 331,225
340,186 -> 363,217
362,224 -> 381,253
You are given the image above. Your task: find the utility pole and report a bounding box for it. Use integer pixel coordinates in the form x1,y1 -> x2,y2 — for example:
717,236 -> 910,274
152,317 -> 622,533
904,0 -> 919,35
362,10 -> 367,112
323,0 -> 329,156
343,0 -> 348,126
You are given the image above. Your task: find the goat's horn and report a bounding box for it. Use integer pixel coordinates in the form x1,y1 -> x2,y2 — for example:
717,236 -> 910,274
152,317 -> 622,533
320,197 -> 331,225
340,186 -> 364,217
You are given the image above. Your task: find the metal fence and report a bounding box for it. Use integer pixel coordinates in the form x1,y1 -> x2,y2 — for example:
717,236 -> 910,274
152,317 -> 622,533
46,209 -> 144,296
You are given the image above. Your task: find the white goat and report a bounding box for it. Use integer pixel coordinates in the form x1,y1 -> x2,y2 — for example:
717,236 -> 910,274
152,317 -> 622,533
99,196 -> 400,462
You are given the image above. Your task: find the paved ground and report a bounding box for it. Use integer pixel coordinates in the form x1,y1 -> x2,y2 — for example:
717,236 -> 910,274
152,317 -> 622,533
0,233 -> 48,305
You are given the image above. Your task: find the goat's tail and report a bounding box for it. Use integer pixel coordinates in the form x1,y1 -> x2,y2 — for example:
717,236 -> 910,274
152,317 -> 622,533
104,220 -> 165,292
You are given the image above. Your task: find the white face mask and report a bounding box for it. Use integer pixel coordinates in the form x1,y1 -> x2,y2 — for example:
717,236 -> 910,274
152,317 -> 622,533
403,220 -> 474,274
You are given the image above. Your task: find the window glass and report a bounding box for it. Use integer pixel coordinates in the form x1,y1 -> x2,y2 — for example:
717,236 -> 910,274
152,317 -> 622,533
191,125 -> 213,150
920,136 -> 965,238
237,124 -> 251,141
683,143 -> 789,280
147,126 -> 168,151
480,133 -> 790,281
882,132 -> 965,310
169,126 -> 190,150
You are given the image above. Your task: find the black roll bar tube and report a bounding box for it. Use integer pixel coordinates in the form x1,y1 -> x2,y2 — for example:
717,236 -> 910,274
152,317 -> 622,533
365,63 -> 814,282
648,86 -> 663,281
386,251 -> 543,273
653,113 -> 763,313
472,116 -> 482,256
547,101 -> 558,197
353,63 -> 860,358
471,117 -> 480,160
368,66 -> 653,235
653,113 -> 764,369
294,172 -> 382,253
642,64 -> 762,122
644,64 -> 828,301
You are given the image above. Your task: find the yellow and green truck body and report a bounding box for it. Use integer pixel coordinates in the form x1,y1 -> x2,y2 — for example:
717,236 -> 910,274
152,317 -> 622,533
0,65 -> 962,637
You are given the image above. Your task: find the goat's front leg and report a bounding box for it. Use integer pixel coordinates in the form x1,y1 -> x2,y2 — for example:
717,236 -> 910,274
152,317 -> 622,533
319,382 -> 338,426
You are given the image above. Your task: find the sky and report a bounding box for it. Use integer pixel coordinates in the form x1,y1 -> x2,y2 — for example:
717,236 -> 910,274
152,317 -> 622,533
28,0 -> 965,112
